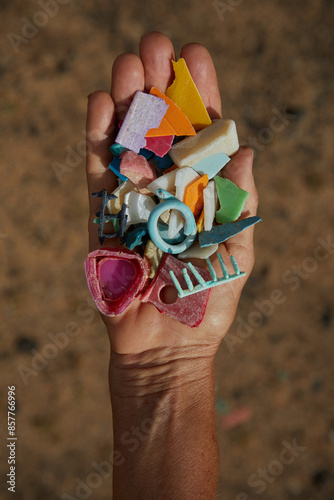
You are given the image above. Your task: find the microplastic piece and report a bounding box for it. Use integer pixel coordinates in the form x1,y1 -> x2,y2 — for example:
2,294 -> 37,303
145,135 -> 174,157
138,148 -> 155,160
147,190 -> 197,254
157,222 -> 185,244
140,254 -> 211,327
85,247 -> 149,317
124,191 -> 156,228
169,253 -> 245,298
93,189 -> 127,245
154,153 -> 174,170
168,167 -> 200,238
203,180 -> 218,231
115,91 -> 169,153
147,169 -> 177,195
166,59 -> 212,131
109,157 -> 128,182
198,216 -> 262,247
125,224 -> 149,250
169,119 -> 239,168
214,177 -> 249,224
107,180 -> 136,214
196,209 -> 205,233
146,87 -> 196,137
184,174 -> 209,217
110,143 -> 128,156
178,241 -> 218,260
120,151 -> 157,194
192,152 -> 231,178
144,239 -> 164,279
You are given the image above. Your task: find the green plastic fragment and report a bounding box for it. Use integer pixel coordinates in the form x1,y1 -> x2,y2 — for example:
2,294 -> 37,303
214,176 -> 249,224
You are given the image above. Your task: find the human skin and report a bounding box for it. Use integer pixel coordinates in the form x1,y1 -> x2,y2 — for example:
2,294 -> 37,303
86,32 -> 258,500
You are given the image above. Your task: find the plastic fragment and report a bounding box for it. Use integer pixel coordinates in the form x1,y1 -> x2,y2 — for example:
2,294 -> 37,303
203,180 -> 218,232
144,239 -> 164,279
166,59 -> 212,131
199,216 -> 262,247
145,135 -> 174,157
214,177 -> 249,224
147,169 -> 177,195
169,119 -> 239,168
146,86 -> 196,137
107,180 -> 136,214
109,157 -> 128,182
124,191 -> 156,228
168,167 -> 200,238
92,189 -> 127,245
85,247 -> 150,316
120,151 -> 157,194
196,209 -> 205,233
178,241 -> 218,260
110,143 -> 128,156
115,91 -> 169,153
192,152 -> 230,178
125,224 -> 149,250
184,174 -> 209,217
141,254 -> 211,327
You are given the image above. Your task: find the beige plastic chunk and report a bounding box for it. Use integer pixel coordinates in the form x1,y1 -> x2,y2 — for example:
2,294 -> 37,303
144,239 -> 164,278
168,167 -> 200,238
203,181 -> 218,232
107,180 -> 136,214
169,119 -> 239,168
178,241 -> 218,260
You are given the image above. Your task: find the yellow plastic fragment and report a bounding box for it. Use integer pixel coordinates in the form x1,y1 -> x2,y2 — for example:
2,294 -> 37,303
166,59 -> 212,131
144,239 -> 164,278
196,209 -> 205,233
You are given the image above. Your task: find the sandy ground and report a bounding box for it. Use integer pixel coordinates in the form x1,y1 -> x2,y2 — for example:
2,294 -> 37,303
1,0 -> 334,499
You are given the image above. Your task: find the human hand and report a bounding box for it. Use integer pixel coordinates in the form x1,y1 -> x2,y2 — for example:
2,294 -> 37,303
86,32 -> 258,357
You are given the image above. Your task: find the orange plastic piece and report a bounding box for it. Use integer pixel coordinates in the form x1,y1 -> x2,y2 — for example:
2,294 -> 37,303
184,174 -> 209,218
163,164 -> 178,174
146,87 -> 196,138
196,209 -> 205,233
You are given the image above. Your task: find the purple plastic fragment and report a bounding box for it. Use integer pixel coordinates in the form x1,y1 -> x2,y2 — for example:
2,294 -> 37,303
115,91 -> 169,154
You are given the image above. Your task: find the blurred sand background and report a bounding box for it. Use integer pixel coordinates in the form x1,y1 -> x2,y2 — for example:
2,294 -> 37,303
1,0 -> 334,498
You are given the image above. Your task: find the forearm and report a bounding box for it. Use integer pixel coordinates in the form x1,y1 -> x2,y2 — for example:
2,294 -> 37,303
109,345 -> 219,500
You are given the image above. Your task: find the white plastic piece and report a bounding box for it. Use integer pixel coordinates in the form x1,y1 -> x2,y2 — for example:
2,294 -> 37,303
107,180 -> 136,214
169,119 -> 239,168
203,181 -> 218,232
178,241 -> 218,260
168,167 -> 200,238
124,191 -> 156,228
147,169 -> 177,195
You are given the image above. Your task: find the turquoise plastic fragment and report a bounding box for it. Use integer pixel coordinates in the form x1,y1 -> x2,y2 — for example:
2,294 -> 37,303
147,189 -> 197,254
214,176 -> 249,224
110,143 -> 128,156
169,253 -> 245,298
192,153 -> 230,178
125,224 -> 148,250
157,222 -> 185,244
109,157 -> 128,182
199,216 -> 262,247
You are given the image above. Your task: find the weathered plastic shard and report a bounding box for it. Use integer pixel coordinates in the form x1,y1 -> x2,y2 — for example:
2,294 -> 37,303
146,86 -> 196,137
147,169 -> 177,195
140,254 -> 211,327
203,180 -> 218,231
85,247 -> 150,316
144,239 -> 164,279
214,176 -> 249,224
192,152 -> 231,178
199,216 -> 262,247
125,224 -> 149,250
109,157 -> 128,182
124,191 -> 156,228
169,119 -> 239,168
166,59 -> 212,131
120,151 -> 156,194
178,241 -> 218,260
115,91 -> 169,153
168,167 -> 200,238
145,135 -> 174,157
107,180 -> 136,214
184,174 -> 209,217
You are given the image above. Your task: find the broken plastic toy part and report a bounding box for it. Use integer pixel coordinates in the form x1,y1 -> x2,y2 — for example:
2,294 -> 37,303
147,189 -> 197,254
169,253 -> 245,298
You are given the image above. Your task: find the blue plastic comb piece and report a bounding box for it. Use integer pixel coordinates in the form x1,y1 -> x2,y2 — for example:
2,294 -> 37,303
169,253 -> 245,298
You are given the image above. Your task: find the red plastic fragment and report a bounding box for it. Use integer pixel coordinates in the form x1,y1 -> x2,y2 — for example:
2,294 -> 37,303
141,254 -> 211,327
145,135 -> 174,157
85,247 -> 149,316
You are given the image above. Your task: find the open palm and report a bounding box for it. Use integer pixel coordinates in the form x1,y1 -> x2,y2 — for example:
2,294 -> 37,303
86,32 -> 258,355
